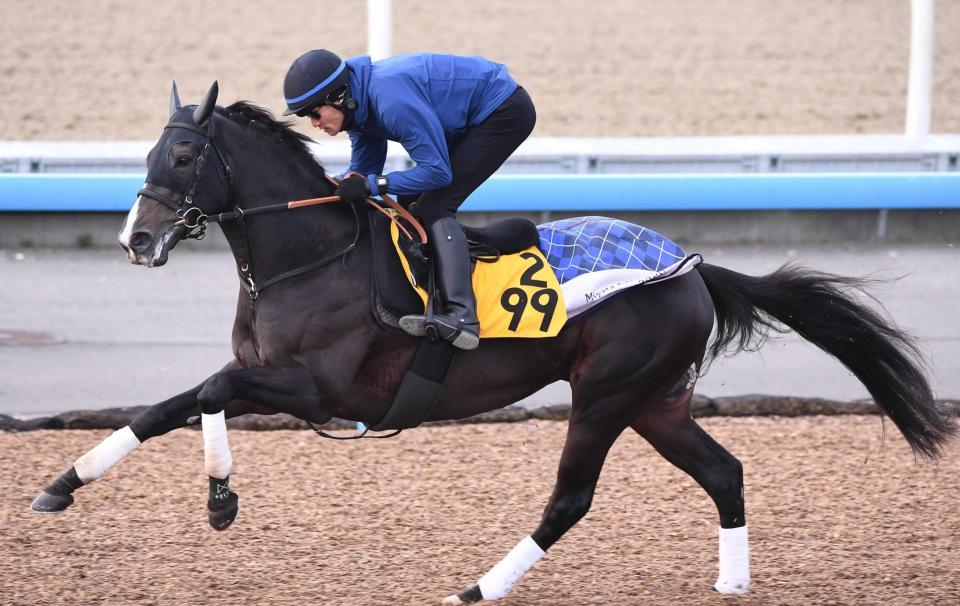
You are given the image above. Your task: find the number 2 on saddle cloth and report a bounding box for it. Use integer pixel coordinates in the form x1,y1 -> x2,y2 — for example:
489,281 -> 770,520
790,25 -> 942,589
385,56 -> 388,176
389,221 -> 568,339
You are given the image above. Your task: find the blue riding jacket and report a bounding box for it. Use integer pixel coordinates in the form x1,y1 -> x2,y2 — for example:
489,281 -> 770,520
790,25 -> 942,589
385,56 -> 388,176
344,53 -> 517,196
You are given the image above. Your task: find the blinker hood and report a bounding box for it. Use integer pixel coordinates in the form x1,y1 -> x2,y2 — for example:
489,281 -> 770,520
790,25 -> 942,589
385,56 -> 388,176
144,81 -> 230,213
147,106 -> 210,191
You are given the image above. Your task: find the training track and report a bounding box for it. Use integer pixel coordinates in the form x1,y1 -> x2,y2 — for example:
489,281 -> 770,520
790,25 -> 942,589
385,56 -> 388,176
2,417 -> 958,605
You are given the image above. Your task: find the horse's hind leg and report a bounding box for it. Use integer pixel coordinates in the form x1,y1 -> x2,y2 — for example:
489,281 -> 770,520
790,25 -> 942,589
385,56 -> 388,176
443,394 -> 631,604
631,381 -> 749,595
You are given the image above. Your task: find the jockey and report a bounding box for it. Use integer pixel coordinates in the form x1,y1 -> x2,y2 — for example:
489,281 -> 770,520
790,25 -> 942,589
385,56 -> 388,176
282,49 -> 536,350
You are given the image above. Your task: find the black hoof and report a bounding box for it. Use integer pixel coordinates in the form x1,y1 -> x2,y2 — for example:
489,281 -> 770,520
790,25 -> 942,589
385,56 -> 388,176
458,585 -> 483,604
442,584 -> 483,605
31,490 -> 74,513
207,490 -> 239,531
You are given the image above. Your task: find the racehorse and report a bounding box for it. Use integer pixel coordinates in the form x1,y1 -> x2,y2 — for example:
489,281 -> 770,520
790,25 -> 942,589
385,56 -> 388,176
31,82 -> 955,604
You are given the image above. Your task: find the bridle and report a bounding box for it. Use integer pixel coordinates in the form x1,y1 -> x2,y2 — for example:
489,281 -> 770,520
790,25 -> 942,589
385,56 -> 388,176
137,112 -> 363,305
137,119 -> 234,241
136,112 -> 426,304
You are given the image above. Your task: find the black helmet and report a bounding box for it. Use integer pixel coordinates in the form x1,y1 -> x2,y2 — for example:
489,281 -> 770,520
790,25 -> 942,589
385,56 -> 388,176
282,49 -> 350,117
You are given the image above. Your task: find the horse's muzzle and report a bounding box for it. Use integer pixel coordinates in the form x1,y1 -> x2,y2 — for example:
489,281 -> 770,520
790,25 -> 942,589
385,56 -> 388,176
119,224 -> 185,267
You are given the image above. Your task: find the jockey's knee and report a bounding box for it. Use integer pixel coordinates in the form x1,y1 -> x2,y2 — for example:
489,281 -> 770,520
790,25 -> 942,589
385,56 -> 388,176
417,203 -> 459,227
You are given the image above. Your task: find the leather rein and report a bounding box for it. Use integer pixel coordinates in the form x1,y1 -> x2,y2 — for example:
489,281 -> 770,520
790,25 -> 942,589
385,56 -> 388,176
137,116 -> 427,302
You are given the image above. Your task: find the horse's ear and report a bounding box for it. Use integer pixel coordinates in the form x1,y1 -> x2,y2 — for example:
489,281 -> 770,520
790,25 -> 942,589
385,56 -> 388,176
193,80 -> 219,125
169,81 -> 182,117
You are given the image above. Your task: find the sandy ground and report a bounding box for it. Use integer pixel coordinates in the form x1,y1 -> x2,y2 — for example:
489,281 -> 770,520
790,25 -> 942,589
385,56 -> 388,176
2,1 -> 959,140
2,416 -> 958,605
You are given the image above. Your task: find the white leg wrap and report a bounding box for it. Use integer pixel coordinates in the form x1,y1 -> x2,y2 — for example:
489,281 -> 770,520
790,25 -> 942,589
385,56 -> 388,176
715,525 -> 750,595
477,536 -> 545,601
73,426 -> 141,484
202,411 -> 232,479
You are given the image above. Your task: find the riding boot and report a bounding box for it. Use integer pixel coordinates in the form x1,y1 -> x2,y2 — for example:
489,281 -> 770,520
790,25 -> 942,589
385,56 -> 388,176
400,217 -> 480,350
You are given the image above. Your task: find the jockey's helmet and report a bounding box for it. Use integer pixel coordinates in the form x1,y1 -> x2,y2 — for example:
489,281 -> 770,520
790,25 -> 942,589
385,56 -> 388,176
282,49 -> 351,117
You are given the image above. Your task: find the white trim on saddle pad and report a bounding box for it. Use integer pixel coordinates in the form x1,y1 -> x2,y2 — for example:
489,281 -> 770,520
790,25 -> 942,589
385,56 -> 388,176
563,254 -> 702,319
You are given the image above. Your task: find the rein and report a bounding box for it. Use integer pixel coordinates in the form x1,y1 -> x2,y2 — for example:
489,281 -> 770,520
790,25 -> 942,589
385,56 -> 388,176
139,114 -> 427,302
213,177 -> 425,301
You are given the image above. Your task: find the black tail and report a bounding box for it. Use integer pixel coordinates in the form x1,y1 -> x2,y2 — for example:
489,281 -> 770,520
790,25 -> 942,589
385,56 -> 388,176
697,262 -> 955,460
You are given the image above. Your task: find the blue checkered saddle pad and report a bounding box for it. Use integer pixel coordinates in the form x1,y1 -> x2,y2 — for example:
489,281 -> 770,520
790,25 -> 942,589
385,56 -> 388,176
537,216 -> 701,317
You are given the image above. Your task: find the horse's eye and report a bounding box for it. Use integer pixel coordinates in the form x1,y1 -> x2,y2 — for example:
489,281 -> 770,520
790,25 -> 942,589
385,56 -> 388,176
175,155 -> 192,167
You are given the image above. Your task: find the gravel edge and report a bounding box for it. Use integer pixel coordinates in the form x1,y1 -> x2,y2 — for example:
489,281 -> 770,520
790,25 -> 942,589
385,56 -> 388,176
3,395 -> 958,432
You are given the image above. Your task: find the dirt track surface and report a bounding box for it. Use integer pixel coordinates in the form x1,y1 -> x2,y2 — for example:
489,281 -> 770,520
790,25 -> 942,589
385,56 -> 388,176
3,1 -> 960,140
3,416 -> 958,605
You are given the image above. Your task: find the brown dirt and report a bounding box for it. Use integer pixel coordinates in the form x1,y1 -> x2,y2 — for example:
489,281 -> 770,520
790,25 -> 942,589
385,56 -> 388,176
2,1 -> 958,140
2,416 -> 958,605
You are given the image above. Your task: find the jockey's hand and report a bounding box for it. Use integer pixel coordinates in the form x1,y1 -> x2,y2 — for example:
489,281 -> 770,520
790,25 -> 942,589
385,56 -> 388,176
334,175 -> 370,204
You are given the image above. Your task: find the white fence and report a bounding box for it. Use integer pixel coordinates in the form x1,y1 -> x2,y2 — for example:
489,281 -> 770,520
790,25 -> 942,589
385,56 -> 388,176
1,135 -> 958,177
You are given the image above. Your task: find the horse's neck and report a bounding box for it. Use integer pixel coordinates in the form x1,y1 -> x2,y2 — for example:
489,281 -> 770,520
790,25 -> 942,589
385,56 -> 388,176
220,126 -> 361,286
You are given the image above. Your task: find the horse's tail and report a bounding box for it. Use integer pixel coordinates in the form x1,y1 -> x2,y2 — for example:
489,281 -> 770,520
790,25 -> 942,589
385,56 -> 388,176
697,262 -> 955,460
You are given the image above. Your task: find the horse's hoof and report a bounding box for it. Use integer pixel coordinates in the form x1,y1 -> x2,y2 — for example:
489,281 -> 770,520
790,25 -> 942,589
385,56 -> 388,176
714,578 -> 750,595
31,490 -> 74,513
207,490 -> 239,531
442,585 -> 483,605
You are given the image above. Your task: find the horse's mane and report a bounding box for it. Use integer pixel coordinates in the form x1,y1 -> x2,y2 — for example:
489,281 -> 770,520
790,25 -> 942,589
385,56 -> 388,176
221,101 -> 318,165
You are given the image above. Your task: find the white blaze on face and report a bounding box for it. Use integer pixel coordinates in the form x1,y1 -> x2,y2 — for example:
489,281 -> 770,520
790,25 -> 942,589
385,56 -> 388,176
119,192 -> 145,252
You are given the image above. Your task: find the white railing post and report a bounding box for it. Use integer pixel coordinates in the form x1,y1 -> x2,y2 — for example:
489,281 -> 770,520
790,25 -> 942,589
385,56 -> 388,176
906,0 -> 934,138
367,0 -> 393,62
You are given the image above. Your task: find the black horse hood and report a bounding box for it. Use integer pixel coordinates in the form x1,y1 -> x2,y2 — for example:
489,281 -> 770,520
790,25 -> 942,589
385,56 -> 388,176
146,106 -> 208,192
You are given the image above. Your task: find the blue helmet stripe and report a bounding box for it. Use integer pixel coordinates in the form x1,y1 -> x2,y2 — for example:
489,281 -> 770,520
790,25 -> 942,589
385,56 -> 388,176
285,60 -> 346,105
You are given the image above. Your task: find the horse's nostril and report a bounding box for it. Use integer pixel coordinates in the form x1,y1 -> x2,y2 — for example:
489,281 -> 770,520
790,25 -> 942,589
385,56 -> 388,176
129,232 -> 152,252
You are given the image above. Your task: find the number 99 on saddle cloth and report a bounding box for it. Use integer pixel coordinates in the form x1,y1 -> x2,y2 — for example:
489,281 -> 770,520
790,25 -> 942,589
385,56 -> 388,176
390,220 -> 568,338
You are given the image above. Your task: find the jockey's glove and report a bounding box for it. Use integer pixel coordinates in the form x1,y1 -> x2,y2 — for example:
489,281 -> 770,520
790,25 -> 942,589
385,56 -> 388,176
334,175 -> 371,204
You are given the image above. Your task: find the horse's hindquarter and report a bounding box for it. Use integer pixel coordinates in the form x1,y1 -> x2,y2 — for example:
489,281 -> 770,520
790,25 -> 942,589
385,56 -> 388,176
570,269 -> 714,401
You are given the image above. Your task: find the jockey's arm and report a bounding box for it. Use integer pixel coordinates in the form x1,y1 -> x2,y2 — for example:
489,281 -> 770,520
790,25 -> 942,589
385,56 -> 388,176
347,132 -> 388,177
376,91 -> 453,196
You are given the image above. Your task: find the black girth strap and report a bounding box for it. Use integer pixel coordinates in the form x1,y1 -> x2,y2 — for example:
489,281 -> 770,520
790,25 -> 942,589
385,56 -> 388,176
369,339 -> 457,431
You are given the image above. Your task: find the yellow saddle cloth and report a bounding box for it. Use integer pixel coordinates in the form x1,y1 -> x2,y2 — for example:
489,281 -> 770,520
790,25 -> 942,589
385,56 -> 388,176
391,222 -> 567,339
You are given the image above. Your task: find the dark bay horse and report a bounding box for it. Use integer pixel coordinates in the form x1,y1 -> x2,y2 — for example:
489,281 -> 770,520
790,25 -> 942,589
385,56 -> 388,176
32,82 -> 955,603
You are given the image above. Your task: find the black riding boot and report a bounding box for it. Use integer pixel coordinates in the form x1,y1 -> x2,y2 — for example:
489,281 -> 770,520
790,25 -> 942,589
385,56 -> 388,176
400,217 -> 480,350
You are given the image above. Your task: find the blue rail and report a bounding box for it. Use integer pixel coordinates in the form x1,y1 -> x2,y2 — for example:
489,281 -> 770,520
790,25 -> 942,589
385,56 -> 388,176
1,173 -> 958,212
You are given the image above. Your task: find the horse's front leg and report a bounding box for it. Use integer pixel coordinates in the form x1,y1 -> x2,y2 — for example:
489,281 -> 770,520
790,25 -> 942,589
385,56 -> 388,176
31,375 -> 215,513
30,357 -> 278,513
195,362 -> 321,530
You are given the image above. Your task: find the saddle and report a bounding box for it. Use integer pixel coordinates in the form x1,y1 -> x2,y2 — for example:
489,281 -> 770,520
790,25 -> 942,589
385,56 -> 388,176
369,211 -> 542,331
